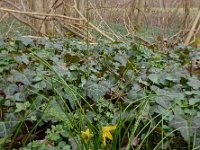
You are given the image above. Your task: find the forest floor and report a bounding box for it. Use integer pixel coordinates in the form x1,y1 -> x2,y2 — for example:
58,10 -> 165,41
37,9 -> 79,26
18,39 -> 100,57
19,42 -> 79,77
0,36 -> 200,149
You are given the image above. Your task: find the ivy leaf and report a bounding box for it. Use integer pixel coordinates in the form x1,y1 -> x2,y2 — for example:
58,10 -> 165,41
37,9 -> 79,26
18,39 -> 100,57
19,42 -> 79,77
170,116 -> 188,141
53,64 -> 68,76
10,93 -> 23,102
65,53 -> 80,64
189,98 -> 200,105
20,37 -> 33,46
127,84 -> 146,100
8,70 -> 31,85
187,76 -> 200,90
0,121 -> 18,138
33,81 -> 47,90
154,88 -> 184,100
155,96 -> 172,109
15,102 -> 31,112
53,42 -> 63,50
170,116 -> 200,142
114,54 -> 128,66
148,74 -> 159,84
4,84 -> 18,97
85,80 -> 113,101
165,74 -> 179,82
0,113 -> 19,138
15,54 -> 29,65
0,38 -> 3,46
66,71 -> 78,81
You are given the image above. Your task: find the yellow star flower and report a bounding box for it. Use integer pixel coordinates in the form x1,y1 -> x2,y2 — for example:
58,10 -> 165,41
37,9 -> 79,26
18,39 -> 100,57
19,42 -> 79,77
102,125 -> 117,146
81,129 -> 93,143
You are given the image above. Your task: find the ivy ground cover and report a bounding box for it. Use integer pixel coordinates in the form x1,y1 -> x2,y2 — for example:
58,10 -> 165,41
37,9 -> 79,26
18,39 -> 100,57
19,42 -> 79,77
0,37 -> 200,149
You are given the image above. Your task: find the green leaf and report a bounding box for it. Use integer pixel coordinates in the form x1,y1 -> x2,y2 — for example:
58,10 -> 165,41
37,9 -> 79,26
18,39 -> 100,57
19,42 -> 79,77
170,116 -> 200,142
85,80 -> 113,101
187,76 -> 200,90
15,102 -> 31,112
114,54 -> 128,66
33,81 -> 47,90
15,54 -> 29,65
53,64 -> 68,76
155,96 -> 172,109
65,53 -> 80,64
189,98 -> 200,105
154,88 -> 184,100
8,70 -> 31,85
48,107 -> 67,121
80,76 -> 86,87
170,116 -> 188,141
127,84 -> 146,100
0,121 -> 18,138
165,74 -> 179,82
4,84 -> 18,97
53,42 -> 63,50
20,37 -> 33,46
11,93 -> 23,102
66,71 -> 78,81
148,74 -> 159,84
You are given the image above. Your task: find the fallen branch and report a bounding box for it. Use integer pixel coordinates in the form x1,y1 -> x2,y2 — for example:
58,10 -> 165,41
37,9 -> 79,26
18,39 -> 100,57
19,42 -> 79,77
89,1 -> 123,41
56,18 -> 90,40
9,13 -> 39,34
22,35 -> 45,39
73,0 -> 115,42
3,0 -> 57,21
0,7 -> 83,21
184,9 -> 200,46
134,34 -> 153,46
0,12 -> 8,22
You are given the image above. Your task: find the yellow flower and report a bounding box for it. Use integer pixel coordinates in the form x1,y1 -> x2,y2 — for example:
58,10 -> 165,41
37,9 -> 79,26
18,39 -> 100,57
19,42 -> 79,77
81,129 -> 93,143
102,125 -> 117,146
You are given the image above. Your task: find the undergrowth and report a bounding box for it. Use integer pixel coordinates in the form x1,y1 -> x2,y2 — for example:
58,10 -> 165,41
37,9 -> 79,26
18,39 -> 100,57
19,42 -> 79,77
0,36 -> 200,150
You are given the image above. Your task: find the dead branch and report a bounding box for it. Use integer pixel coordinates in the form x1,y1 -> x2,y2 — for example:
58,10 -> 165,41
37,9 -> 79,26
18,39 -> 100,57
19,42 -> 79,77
3,0 -> 56,21
0,7 -> 83,21
89,1 -> 123,41
73,1 -> 115,42
9,13 -> 39,34
0,12 -> 8,22
56,18 -> 90,40
184,9 -> 200,46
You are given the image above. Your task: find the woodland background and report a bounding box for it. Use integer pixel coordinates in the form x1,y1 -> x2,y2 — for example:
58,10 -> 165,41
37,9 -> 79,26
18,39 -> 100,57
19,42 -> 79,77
1,1 -> 200,150
0,0 -> 200,45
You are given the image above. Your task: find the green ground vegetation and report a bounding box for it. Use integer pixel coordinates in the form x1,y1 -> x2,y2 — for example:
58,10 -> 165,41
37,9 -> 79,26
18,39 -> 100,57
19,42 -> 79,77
0,36 -> 200,149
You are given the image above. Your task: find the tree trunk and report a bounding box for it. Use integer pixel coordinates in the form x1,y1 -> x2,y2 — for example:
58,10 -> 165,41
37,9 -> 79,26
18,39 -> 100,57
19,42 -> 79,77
44,0 -> 54,35
29,0 -> 46,34
183,0 -> 191,28
78,0 -> 85,16
63,0 -> 72,16
75,0 -> 85,25
126,0 -> 137,34
136,0 -> 145,27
